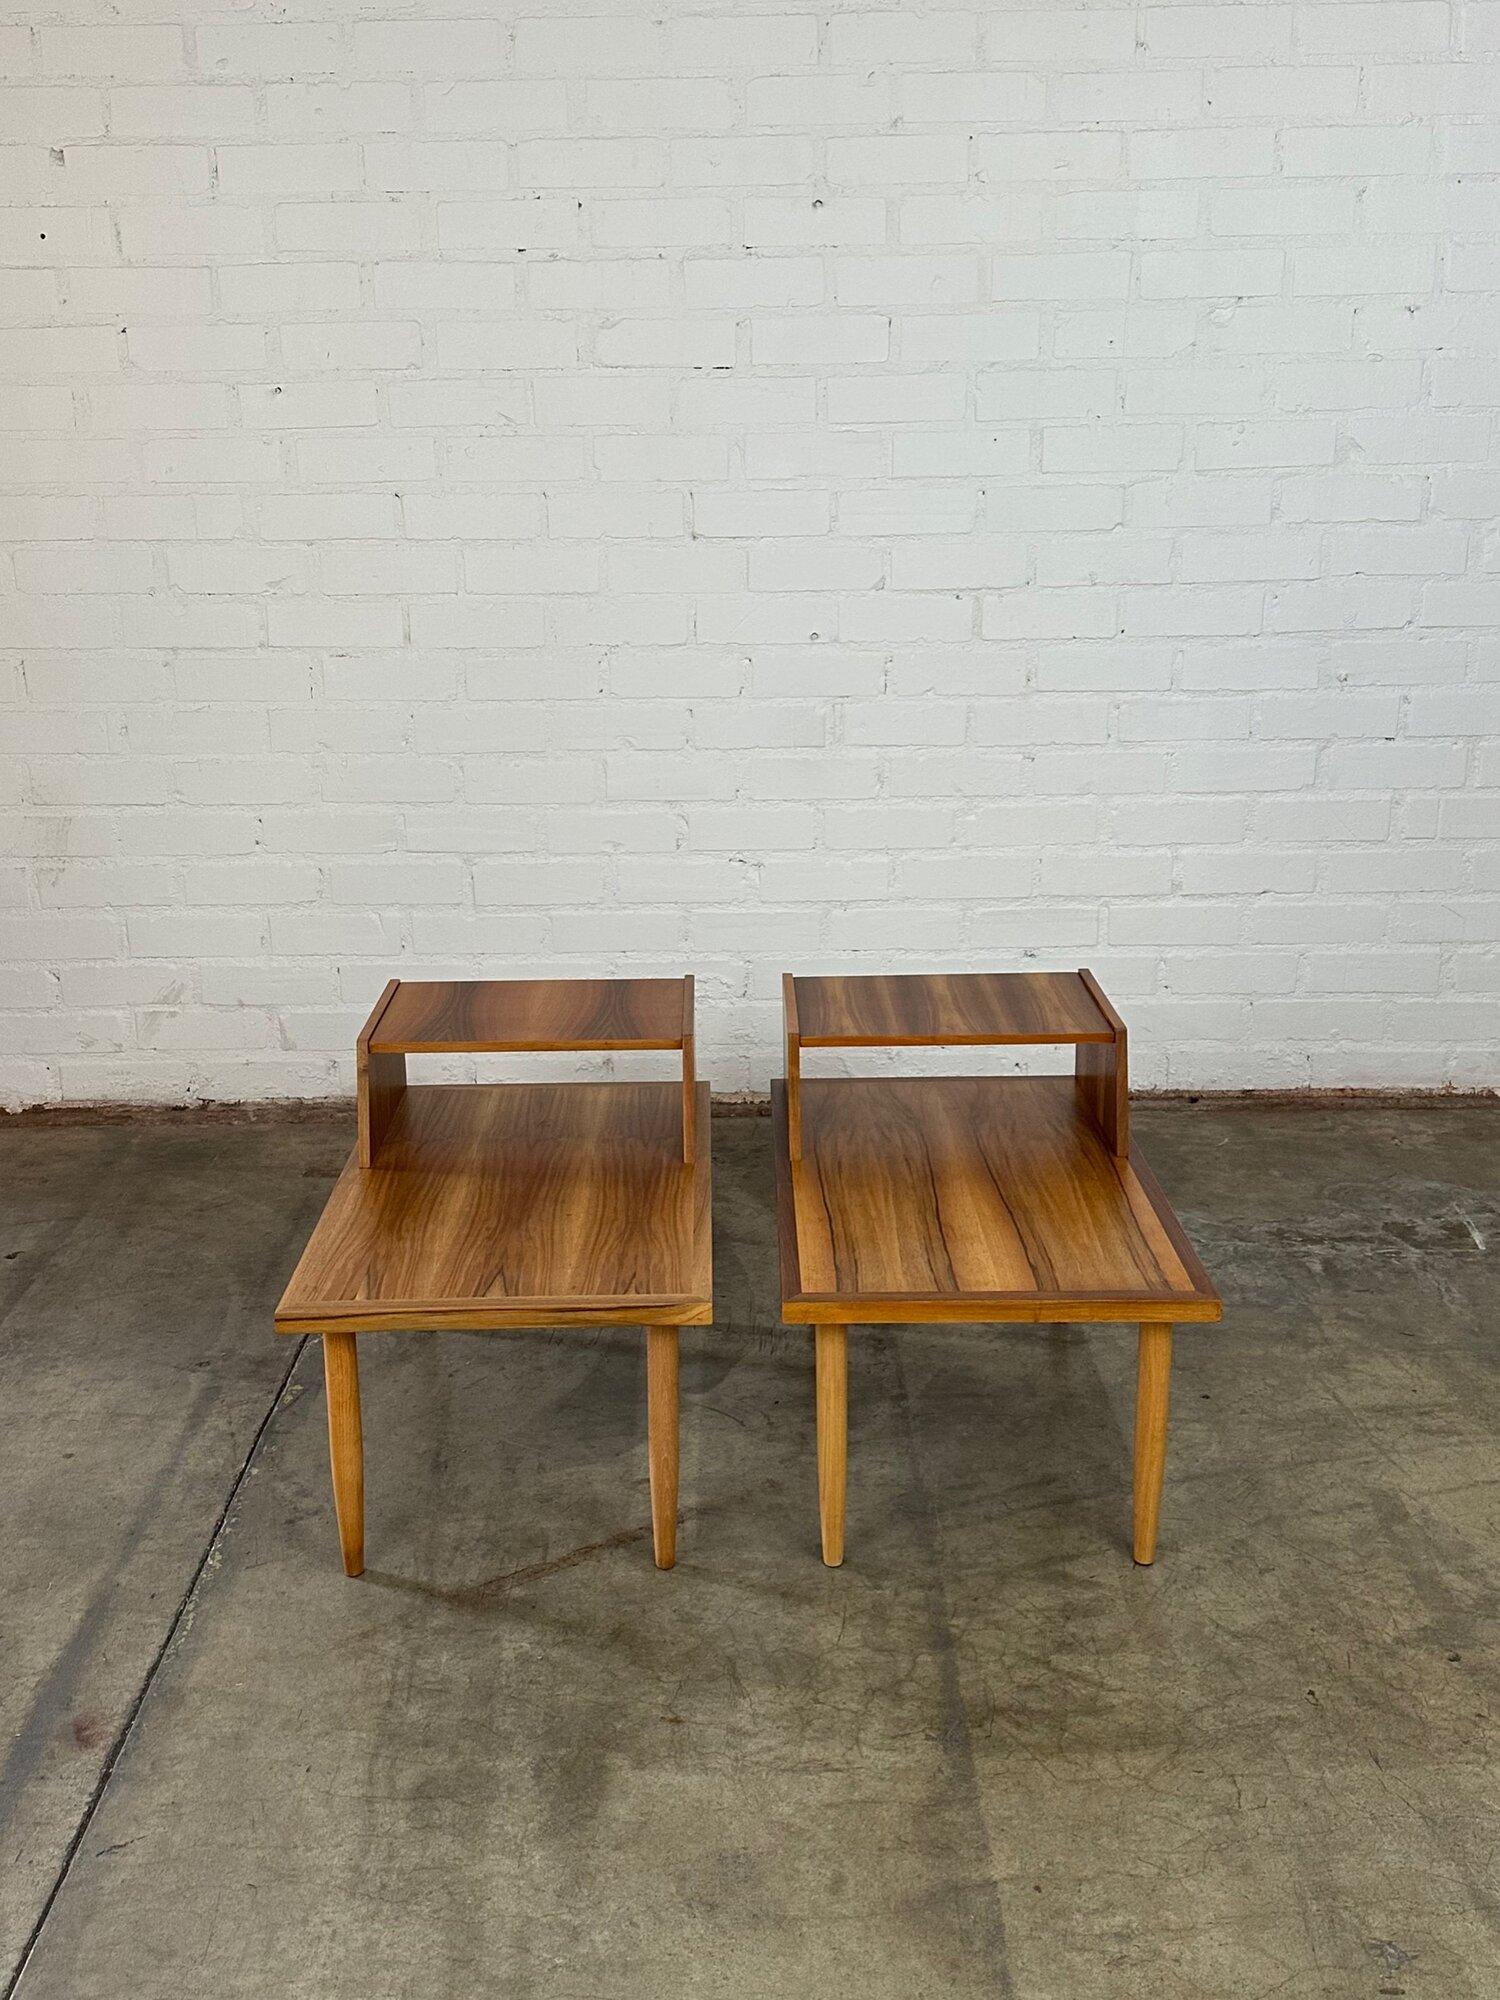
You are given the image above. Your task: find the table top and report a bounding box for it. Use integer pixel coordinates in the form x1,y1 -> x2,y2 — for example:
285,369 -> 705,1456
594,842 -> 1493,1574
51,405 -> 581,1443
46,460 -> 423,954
788,971 -> 1116,1048
276,1081 -> 712,1333
366,977 -> 690,1054
773,1075 -> 1219,1324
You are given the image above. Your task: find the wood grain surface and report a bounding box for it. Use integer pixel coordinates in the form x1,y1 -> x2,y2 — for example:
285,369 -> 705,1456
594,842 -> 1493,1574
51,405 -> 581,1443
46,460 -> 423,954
791,970 -> 1114,1047
370,977 -> 688,1053
277,1081 -> 712,1332
680,975 -> 697,1166
782,971 -> 804,1159
1073,967 -> 1129,1158
357,979 -> 407,1168
773,1076 -> 1220,1323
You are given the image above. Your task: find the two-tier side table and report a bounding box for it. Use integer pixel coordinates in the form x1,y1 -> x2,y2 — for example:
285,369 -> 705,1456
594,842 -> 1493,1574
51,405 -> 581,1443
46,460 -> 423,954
276,976 -> 712,1574
774,968 -> 1221,1567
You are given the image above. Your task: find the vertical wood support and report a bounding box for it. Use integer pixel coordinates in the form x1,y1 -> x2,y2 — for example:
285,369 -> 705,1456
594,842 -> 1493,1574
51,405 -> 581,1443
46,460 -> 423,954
323,1331 -> 365,1577
783,972 -> 803,1161
357,978 -> 406,1167
815,1323 -> 848,1567
646,1327 -> 680,1570
680,975 -> 696,1165
1133,1323 -> 1172,1565
1075,966 -> 1129,1158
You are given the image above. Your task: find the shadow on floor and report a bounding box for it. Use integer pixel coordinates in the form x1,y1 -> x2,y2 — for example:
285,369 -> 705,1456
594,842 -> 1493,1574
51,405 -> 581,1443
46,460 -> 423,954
2,1103 -> 1498,1998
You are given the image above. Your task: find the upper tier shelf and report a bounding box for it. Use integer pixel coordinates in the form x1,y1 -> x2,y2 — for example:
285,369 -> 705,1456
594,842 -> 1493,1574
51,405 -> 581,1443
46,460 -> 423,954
788,969 -> 1115,1047
367,976 -> 691,1053
782,967 -> 1129,1163
357,975 -> 697,1167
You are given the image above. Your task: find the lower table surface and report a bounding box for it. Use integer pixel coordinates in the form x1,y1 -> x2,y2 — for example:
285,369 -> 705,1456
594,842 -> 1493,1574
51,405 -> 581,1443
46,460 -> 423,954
275,1081 -> 712,1334
773,1075 -> 1220,1325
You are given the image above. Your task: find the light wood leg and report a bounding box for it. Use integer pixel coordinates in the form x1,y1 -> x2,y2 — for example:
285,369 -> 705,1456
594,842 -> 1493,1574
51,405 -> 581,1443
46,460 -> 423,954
1133,1323 -> 1172,1565
646,1327 -> 679,1570
815,1324 -> 848,1567
323,1331 -> 364,1578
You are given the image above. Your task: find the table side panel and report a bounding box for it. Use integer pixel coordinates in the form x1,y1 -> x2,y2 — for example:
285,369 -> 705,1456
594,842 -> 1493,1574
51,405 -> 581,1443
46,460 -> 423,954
356,978 -> 406,1167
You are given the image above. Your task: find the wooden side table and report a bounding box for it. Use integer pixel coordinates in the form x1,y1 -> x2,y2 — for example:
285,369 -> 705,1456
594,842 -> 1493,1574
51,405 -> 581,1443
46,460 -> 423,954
276,977 -> 711,1575
774,969 -> 1221,1568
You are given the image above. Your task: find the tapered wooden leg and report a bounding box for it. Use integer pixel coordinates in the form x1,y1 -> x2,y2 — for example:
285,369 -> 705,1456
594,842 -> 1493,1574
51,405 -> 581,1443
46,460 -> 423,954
815,1324 -> 848,1567
322,1330 -> 364,1578
646,1327 -> 679,1570
1133,1323 -> 1172,1565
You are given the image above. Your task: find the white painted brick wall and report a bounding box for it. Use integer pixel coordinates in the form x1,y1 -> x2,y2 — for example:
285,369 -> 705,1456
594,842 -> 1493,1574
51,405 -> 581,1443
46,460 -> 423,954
2,0 -> 1498,1105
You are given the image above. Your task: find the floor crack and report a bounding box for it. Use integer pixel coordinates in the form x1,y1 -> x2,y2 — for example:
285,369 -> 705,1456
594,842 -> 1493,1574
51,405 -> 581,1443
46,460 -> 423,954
2,1337 -> 308,2000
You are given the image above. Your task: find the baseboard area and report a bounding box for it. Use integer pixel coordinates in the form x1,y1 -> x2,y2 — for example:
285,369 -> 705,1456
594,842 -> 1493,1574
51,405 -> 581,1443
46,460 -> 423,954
1,1085 -> 1495,1128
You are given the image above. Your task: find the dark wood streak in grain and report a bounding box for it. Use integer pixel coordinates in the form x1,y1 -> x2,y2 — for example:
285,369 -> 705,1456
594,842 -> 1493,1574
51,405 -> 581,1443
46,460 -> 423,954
818,1087 -> 960,1296
969,1119 -> 1062,1293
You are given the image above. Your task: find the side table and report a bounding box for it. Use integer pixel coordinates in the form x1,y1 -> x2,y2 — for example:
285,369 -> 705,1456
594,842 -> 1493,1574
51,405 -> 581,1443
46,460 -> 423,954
276,977 -> 711,1574
774,969 -> 1220,1566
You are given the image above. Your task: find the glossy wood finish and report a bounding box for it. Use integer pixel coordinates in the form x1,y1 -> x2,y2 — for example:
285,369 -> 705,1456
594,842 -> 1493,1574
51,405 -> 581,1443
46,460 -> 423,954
357,980 -> 406,1169
278,1082 -> 713,1334
371,976 -> 688,1052
774,1076 -> 1220,1324
356,976 -> 697,1163
322,1330 -> 364,1578
792,970 -> 1114,1047
1133,1323 -> 1173,1564
815,1325 -> 847,1567
1074,967 -> 1129,1159
680,976 -> 697,1167
646,1327 -> 680,1570
782,972 -> 803,1161
774,971 -> 1214,1567
287,976 -> 710,1576
784,967 -> 1126,1162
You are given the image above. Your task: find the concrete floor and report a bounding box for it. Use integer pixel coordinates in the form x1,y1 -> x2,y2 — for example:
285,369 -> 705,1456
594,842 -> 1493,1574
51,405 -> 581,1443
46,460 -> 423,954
1,1102 -> 1497,1999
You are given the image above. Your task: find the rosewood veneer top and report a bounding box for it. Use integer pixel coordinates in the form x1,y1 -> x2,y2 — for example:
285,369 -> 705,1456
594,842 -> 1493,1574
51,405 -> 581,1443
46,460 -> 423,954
367,976 -> 691,1054
789,970 -> 1115,1048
